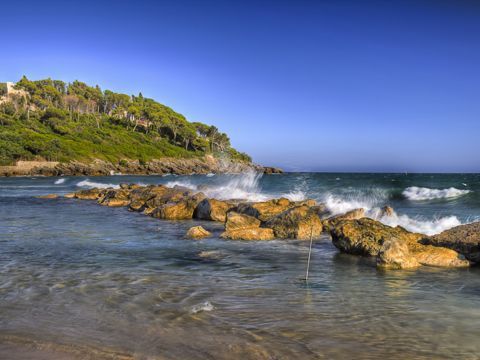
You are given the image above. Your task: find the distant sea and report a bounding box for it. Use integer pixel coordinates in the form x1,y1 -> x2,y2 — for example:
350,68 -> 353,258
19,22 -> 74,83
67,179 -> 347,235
1,173 -> 479,359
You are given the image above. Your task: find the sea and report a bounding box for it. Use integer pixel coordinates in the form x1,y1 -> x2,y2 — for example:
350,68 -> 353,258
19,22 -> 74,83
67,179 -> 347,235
1,172 -> 479,359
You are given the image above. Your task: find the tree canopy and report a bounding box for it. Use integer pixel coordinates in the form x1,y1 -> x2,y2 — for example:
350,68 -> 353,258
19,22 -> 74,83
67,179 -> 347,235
0,76 -> 251,165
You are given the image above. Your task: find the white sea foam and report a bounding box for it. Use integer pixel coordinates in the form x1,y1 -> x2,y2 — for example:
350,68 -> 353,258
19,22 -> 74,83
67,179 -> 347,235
322,191 -> 463,235
206,173 -> 215,177
54,178 -> 65,185
283,190 -> 307,202
204,172 -> 269,201
190,301 -> 215,314
322,188 -> 389,215
76,179 -> 119,189
403,186 -> 470,201
374,210 -> 461,236
164,180 -> 197,189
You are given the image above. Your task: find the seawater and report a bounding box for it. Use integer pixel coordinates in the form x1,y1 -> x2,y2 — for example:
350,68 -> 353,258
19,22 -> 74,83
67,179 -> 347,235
1,173 -> 480,359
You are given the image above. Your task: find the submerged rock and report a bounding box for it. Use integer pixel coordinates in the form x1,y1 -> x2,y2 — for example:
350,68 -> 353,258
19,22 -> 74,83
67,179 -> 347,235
221,227 -> 275,240
264,205 -> 323,239
194,198 -> 236,222
36,194 -> 58,199
421,222 -> 480,263
186,226 -> 211,239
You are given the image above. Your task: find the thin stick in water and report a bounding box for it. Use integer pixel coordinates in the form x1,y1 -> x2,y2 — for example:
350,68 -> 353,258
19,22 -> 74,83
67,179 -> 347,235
305,225 -> 314,282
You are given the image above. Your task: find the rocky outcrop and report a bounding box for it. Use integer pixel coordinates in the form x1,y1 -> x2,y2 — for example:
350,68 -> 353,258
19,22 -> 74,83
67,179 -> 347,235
221,212 -> 275,240
323,208 -> 366,232
151,192 -> 206,220
233,198 -> 316,222
72,188 -> 106,200
1,156 -> 282,177
224,212 -> 261,231
262,166 -> 283,174
194,198 -> 236,222
54,183 -> 475,270
420,222 -> 480,263
330,218 -> 416,256
331,218 -> 469,268
186,226 -> 211,239
98,188 -> 131,207
264,205 -> 323,239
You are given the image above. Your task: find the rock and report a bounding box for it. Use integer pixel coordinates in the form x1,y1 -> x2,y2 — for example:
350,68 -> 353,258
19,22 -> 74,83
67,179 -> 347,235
408,242 -> 470,268
74,188 -> 106,200
64,193 -> 76,198
234,198 -> 305,221
263,167 -> 283,174
221,227 -> 275,240
128,185 -> 169,212
379,206 -> 395,217
36,194 -> 58,199
264,205 -> 323,239
377,238 -> 420,270
98,189 -> 131,207
119,183 -> 141,190
309,204 -> 331,219
194,198 -> 235,222
186,226 -> 211,239
421,222 -> 480,263
333,218 -> 469,268
151,192 -> 206,220
144,186 -> 194,210
323,208 -> 366,232
224,211 -> 261,231
221,211 -> 275,240
330,218 -> 423,256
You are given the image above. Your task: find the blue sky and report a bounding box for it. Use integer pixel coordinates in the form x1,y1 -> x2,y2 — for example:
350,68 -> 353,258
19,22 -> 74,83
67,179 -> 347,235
1,0 -> 479,172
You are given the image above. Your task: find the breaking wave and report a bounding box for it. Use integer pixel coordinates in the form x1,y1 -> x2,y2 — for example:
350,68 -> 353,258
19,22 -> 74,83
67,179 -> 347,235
322,191 -> 463,235
166,171 -> 271,201
322,188 -> 389,215
373,210 -> 461,236
54,178 -> 65,185
403,186 -> 470,201
76,179 -> 119,189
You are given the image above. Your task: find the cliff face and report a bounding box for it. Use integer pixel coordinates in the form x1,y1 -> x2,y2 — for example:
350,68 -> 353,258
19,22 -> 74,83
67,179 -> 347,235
0,156 -> 282,176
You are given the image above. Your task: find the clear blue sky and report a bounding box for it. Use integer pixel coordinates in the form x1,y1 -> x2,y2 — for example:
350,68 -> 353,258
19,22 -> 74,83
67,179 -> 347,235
1,0 -> 479,172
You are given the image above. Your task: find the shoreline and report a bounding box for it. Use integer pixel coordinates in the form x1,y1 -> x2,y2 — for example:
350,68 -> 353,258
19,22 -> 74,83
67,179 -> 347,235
0,157 -> 283,177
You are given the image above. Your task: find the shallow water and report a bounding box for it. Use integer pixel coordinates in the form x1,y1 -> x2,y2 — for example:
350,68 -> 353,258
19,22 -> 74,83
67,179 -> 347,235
1,173 -> 480,359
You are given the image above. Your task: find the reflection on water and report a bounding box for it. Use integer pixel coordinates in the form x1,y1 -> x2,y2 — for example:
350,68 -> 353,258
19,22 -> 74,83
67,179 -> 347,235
1,174 -> 480,359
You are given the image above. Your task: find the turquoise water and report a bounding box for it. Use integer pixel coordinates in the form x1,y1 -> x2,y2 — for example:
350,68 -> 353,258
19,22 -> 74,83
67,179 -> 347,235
1,173 -> 480,359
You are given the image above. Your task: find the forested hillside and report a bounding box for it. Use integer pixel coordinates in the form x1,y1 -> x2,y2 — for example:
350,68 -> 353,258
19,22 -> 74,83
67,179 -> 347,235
0,77 -> 251,166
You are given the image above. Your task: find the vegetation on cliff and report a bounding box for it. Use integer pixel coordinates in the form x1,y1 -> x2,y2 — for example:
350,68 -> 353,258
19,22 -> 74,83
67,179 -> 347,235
0,77 -> 251,166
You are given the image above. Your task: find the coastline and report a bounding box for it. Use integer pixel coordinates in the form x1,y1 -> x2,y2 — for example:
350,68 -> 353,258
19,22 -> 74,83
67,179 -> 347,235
0,156 -> 283,177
